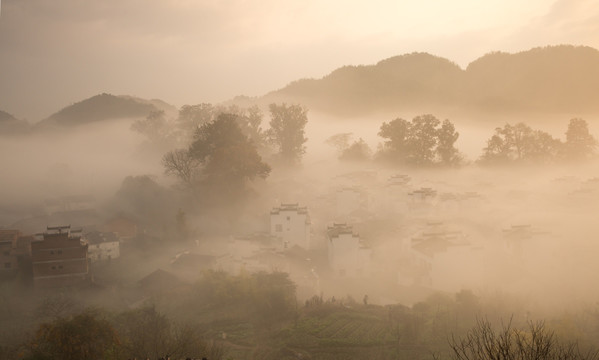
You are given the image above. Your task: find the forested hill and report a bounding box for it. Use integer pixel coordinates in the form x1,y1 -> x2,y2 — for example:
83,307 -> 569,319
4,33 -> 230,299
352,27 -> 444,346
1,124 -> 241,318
264,45 -> 599,116
34,93 -> 171,129
0,109 -> 29,134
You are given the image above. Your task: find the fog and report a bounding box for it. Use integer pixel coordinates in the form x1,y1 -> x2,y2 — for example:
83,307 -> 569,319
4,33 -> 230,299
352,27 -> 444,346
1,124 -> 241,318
4,110 -> 599,302
2,106 -> 599,359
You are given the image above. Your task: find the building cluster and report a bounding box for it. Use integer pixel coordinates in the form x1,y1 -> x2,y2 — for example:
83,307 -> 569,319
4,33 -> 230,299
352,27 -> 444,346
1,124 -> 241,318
0,217 -> 130,287
1,168 -> 567,303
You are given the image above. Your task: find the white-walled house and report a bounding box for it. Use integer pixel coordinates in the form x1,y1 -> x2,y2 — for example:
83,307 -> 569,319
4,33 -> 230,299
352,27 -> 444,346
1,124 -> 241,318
84,231 -> 120,262
270,203 -> 311,249
327,223 -> 371,278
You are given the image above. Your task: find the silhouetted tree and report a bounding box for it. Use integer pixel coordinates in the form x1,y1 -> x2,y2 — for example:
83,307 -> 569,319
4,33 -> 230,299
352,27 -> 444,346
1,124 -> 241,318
378,117 -> 410,163
188,113 -> 270,200
339,138 -> 372,161
234,105 -> 268,152
266,103 -> 308,164
563,118 -> 597,161
407,114 -> 440,165
378,114 -> 461,166
162,149 -> 200,187
325,133 -> 353,155
447,318 -> 598,360
480,123 -> 561,164
176,103 -> 214,143
436,119 -> 462,165
131,110 -> 175,148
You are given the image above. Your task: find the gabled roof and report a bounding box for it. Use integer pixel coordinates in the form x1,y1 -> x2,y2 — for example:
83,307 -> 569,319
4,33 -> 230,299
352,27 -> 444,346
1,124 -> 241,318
327,223 -> 359,239
271,203 -> 309,215
85,231 -> 119,245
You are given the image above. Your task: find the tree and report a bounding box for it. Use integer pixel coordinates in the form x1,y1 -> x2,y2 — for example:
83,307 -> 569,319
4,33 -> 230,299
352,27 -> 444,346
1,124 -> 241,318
378,117 -> 410,163
447,318 -> 598,360
564,118 -> 597,161
131,110 -> 175,148
115,306 -> 223,360
407,114 -> 440,165
339,138 -> 372,162
28,310 -> 119,360
234,105 -> 268,152
177,104 -> 214,136
266,103 -> 309,164
436,119 -> 462,165
162,149 -> 200,187
325,133 -> 353,155
188,113 -> 270,199
378,114 -> 461,166
480,123 -> 562,164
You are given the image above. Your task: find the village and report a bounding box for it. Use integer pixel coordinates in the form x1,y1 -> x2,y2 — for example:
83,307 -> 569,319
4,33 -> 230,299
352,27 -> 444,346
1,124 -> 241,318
2,165 -> 595,308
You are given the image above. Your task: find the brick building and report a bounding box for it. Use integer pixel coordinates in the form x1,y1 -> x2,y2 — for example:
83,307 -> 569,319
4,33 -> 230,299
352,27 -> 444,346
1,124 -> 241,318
31,225 -> 89,287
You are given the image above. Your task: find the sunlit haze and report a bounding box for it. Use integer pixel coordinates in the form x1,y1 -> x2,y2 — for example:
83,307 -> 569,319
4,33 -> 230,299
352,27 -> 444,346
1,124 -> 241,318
1,0 -> 597,120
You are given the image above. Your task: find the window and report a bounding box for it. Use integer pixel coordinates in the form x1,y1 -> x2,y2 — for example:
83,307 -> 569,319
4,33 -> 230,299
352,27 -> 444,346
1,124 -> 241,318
286,216 -> 290,221
275,224 -> 282,232
58,265 -> 63,269
57,250 -> 63,254
4,263 -> 11,269
3,251 -> 9,256
51,266 -> 56,270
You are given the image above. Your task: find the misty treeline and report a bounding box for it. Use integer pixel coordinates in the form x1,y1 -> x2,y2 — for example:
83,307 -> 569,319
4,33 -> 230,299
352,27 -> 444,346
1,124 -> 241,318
327,116 -> 596,166
132,102 -> 308,205
133,102 -> 597,190
2,276 -> 598,360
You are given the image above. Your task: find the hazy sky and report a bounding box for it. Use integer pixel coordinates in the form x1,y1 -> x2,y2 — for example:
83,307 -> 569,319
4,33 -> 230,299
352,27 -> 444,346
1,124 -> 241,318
1,0 -> 598,121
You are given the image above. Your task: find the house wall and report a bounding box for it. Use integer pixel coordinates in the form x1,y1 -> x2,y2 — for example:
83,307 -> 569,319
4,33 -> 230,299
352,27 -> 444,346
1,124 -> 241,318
328,233 -> 369,278
88,241 -> 120,262
0,241 -> 18,275
270,209 -> 310,249
31,232 -> 89,287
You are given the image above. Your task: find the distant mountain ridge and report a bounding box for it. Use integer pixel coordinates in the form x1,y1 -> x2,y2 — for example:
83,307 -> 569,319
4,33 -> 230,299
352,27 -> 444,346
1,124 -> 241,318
34,93 -> 175,129
264,45 -> 599,115
0,110 -> 18,123
0,109 -> 29,134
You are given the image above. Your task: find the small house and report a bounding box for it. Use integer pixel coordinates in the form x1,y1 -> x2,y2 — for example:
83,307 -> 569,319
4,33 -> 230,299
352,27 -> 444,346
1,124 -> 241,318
327,223 -> 371,278
31,225 -> 89,287
84,231 -> 120,262
270,203 -> 311,249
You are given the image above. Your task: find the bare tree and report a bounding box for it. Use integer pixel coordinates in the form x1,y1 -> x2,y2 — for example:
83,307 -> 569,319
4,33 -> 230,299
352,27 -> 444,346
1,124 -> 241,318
447,318 -> 598,360
162,149 -> 200,187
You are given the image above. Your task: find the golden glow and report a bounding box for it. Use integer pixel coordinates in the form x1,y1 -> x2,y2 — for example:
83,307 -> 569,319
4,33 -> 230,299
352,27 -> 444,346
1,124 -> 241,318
0,0 -> 597,120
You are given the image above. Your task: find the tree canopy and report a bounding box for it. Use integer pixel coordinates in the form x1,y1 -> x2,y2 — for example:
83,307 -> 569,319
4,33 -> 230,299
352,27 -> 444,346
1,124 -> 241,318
30,310 -> 119,360
162,113 -> 270,202
267,103 -> 309,164
564,118 -> 597,161
378,114 -> 461,166
479,119 -> 595,165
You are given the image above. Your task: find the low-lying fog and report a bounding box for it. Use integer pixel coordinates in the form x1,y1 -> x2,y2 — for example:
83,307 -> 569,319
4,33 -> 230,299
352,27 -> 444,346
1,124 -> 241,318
2,109 -> 599,314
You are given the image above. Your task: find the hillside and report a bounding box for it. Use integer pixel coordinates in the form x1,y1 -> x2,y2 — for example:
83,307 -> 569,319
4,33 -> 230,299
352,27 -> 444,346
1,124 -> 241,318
0,109 -> 29,134
34,93 -> 167,129
265,45 -> 599,116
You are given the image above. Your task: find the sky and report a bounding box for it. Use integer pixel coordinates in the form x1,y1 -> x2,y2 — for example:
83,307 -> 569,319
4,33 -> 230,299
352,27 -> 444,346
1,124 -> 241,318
0,0 -> 598,122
